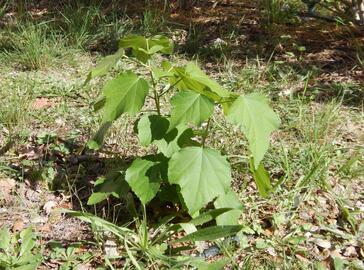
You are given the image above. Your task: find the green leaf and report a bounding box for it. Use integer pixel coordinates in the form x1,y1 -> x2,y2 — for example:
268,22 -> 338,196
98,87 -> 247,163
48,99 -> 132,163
125,158 -> 164,204
189,208 -> 236,226
137,115 -> 170,146
175,225 -> 243,242
87,173 -> 129,205
214,190 -> 242,225
168,147 -> 232,215
169,90 -> 214,130
65,210 -> 132,239
101,72 -> 149,122
192,258 -> 229,270
249,159 -> 272,198
154,125 -> 198,158
85,49 -> 124,83
19,227 -> 35,256
119,35 -> 173,63
225,93 -> 280,169
157,184 -> 180,203
0,227 -> 10,251
87,122 -> 112,150
173,62 -> 230,101
151,66 -> 174,80
13,263 -> 40,270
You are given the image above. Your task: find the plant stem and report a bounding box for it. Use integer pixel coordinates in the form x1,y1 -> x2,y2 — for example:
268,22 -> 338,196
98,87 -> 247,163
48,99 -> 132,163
201,118 -> 211,147
149,70 -> 161,115
141,204 -> 148,250
159,77 -> 183,97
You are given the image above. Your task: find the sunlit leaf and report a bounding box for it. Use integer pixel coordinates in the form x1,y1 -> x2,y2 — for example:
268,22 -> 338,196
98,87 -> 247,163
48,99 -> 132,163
0,227 -> 10,251
168,147 -> 231,215
225,93 -> 280,169
119,35 -> 173,63
102,71 -> 149,122
85,49 -> 124,83
169,90 -> 214,130
249,159 -> 272,198
189,208 -> 236,226
214,189 -> 242,225
175,225 -> 243,242
173,62 -> 231,101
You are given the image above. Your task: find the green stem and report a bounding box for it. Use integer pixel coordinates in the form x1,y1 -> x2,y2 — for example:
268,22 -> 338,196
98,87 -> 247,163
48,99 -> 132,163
141,204 -> 148,250
201,118 -> 211,147
158,77 -> 183,97
149,69 -> 161,115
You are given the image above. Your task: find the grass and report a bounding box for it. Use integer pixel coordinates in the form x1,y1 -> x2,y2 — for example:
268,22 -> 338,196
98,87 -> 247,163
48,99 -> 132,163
0,21 -> 65,70
0,2 -> 363,269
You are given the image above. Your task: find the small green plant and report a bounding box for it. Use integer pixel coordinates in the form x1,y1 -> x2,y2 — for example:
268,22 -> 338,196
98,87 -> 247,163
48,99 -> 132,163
0,227 -> 42,269
48,241 -> 93,270
86,34 -> 280,224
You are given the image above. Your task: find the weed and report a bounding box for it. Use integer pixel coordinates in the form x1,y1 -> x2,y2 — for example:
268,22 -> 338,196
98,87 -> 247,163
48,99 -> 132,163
0,227 -> 42,269
141,9 -> 166,35
1,22 -> 63,70
48,241 -> 93,270
59,4 -> 103,49
0,78 -> 33,133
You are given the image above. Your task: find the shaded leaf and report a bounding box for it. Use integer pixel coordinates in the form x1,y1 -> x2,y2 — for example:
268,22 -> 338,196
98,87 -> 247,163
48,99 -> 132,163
137,115 -> 170,146
154,125 -> 198,158
87,122 -> 112,150
125,158 -> 164,204
87,173 -> 129,205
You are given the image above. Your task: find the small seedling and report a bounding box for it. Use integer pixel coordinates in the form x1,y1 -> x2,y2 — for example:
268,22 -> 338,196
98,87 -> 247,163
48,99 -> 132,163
0,227 -> 42,269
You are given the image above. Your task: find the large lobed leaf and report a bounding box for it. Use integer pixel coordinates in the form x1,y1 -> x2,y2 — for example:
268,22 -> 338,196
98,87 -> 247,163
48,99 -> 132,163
225,93 -> 280,169
126,158 -> 166,205
137,114 -> 170,146
102,71 -> 149,122
169,90 -> 214,130
168,147 -> 232,215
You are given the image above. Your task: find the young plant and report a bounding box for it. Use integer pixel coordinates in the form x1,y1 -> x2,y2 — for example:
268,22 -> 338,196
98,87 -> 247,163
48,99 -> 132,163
0,227 -> 42,269
86,35 -> 280,225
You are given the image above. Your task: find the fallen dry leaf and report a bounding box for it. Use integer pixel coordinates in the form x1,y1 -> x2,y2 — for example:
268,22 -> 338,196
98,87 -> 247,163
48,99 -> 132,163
12,218 -> 25,232
43,201 -> 57,215
32,97 -> 55,110
343,246 -> 357,257
0,178 -> 15,203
